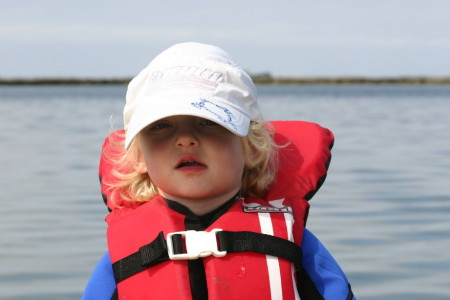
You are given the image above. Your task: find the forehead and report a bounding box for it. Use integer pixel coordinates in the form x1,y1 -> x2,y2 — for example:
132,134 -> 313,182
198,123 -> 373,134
145,115 -> 234,131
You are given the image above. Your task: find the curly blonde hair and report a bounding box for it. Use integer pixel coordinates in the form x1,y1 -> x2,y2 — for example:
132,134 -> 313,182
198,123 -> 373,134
107,121 -> 278,208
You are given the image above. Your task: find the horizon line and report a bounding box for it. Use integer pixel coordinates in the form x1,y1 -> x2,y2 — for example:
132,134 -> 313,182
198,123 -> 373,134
1,75 -> 450,85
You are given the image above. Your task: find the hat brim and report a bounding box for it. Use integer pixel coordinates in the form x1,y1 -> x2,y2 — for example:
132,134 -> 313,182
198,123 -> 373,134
125,94 -> 250,149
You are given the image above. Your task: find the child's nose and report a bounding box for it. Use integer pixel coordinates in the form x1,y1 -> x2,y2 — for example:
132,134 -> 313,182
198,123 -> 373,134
175,127 -> 199,148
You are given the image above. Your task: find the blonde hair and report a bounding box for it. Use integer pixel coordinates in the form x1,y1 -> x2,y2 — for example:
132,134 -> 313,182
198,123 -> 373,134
107,121 -> 278,208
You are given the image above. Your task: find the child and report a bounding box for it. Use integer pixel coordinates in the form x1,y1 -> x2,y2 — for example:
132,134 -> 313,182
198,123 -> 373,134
83,42 -> 355,299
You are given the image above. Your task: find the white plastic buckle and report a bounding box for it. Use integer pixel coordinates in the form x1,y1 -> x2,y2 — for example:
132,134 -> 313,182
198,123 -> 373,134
167,229 -> 227,260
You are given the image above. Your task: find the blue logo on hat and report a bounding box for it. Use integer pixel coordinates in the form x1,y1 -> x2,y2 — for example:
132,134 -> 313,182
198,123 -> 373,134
191,99 -> 237,131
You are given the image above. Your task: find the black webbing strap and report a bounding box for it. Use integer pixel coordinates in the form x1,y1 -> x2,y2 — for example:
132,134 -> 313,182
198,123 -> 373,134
217,231 -> 303,270
112,230 -> 303,284
297,267 -> 325,300
346,283 -> 355,300
110,289 -> 118,300
112,232 -> 169,283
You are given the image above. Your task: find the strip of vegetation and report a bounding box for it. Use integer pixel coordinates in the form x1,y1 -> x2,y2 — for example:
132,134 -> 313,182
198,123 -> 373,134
250,74 -> 450,85
0,78 -> 130,85
1,76 -> 450,85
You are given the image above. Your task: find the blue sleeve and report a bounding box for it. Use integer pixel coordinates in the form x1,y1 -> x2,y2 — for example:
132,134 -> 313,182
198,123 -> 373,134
302,228 -> 355,300
82,252 -> 116,300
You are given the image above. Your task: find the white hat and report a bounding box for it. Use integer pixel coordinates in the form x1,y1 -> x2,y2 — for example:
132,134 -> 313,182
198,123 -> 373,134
123,42 -> 263,149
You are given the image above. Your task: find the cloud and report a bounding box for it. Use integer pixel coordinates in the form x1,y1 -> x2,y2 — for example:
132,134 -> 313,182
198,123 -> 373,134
1,0 -> 450,77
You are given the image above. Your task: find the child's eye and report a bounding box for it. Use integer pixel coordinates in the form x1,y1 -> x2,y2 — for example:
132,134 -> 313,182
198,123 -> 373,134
200,119 -> 219,126
150,122 -> 172,130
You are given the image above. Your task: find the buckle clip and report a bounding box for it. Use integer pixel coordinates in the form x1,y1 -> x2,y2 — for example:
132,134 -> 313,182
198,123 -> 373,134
167,229 -> 227,260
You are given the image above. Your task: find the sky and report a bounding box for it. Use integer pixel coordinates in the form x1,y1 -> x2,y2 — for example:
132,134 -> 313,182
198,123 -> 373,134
1,0 -> 449,78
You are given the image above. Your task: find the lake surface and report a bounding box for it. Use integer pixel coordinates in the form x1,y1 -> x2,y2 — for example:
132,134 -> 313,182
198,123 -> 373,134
1,84 -> 449,299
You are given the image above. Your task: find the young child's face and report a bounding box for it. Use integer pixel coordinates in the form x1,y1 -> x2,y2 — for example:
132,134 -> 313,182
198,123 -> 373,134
135,115 -> 245,205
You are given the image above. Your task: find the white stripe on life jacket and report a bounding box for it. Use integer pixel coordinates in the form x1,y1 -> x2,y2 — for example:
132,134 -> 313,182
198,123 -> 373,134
269,199 -> 300,300
258,211 -> 283,299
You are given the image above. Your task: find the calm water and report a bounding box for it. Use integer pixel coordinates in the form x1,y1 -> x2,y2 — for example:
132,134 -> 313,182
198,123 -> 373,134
1,84 -> 449,299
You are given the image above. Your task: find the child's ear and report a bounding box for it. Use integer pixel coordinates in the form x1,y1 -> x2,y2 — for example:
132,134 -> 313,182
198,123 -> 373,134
133,151 -> 148,174
134,160 -> 148,174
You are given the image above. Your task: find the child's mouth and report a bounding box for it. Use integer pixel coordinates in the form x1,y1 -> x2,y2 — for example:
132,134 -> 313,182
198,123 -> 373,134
177,160 -> 204,168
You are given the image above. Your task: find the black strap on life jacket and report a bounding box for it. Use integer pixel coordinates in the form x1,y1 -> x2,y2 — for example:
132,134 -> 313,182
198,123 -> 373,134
112,230 -> 302,284
218,230 -> 303,268
112,231 -> 169,284
297,267 -> 325,300
111,230 -> 326,300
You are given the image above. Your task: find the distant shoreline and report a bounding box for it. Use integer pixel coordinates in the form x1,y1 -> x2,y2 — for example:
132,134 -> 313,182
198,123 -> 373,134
1,76 -> 450,85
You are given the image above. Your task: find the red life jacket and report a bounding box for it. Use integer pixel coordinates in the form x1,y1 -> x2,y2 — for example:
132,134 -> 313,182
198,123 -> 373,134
100,121 -> 334,299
